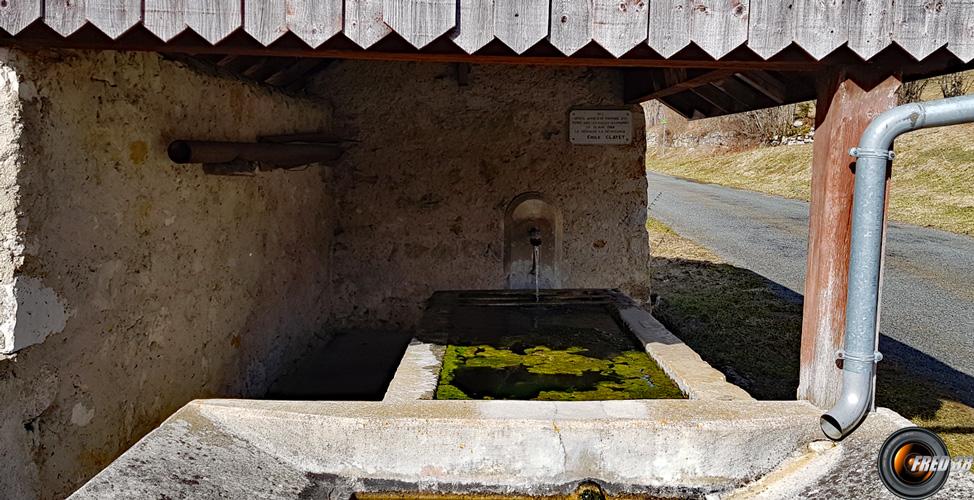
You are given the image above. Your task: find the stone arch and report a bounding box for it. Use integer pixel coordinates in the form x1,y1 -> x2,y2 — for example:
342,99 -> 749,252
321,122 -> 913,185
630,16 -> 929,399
504,192 -> 563,289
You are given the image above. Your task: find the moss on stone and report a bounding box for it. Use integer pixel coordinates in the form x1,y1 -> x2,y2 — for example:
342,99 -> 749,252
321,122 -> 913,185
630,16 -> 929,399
435,344 -> 684,401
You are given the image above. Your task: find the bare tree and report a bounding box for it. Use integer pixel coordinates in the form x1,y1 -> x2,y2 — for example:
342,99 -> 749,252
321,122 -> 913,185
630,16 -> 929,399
897,79 -> 929,104
734,104 -> 798,143
938,72 -> 974,98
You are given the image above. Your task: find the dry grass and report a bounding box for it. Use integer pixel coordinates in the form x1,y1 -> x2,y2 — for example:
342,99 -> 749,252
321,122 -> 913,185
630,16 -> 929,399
648,218 -> 974,464
647,123 -> 974,236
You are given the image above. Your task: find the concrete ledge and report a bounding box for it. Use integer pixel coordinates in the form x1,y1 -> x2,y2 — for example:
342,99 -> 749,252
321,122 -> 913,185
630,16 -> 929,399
383,340 -> 443,402
617,305 -> 754,401
73,399 -> 823,498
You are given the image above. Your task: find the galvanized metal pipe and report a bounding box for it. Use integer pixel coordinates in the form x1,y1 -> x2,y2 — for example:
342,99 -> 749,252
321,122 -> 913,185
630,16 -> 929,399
821,94 -> 974,440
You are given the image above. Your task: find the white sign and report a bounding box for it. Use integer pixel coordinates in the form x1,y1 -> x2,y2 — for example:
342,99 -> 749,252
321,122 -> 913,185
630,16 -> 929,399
570,109 -> 632,145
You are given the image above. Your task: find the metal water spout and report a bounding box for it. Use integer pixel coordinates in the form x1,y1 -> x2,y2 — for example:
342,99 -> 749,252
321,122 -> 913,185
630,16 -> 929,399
529,227 -> 542,302
529,227 -> 543,248
821,94 -> 974,440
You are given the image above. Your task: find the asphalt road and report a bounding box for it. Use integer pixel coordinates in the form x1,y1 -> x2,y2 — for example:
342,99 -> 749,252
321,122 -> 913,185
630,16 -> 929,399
647,171 -> 974,386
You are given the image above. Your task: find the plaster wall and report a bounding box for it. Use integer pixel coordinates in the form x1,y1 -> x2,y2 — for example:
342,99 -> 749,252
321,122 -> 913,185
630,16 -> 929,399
316,62 -> 649,329
0,49 -> 334,499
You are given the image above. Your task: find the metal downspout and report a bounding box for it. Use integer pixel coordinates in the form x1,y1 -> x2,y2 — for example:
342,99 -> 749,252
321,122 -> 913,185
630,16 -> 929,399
821,94 -> 974,440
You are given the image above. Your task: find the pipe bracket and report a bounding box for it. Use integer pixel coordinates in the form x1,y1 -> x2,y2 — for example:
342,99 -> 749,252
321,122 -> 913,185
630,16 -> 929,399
837,349 -> 883,364
849,147 -> 895,161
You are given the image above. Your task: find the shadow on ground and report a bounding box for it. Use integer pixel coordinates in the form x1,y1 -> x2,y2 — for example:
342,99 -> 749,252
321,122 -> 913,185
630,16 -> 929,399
650,255 -> 974,457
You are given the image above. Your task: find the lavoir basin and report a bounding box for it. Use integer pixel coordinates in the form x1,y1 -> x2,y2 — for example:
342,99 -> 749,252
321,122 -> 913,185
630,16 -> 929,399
384,289 -> 752,403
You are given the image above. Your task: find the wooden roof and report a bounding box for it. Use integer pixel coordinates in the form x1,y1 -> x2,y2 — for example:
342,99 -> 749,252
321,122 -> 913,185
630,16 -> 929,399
2,1 -> 974,118
0,1 -> 971,62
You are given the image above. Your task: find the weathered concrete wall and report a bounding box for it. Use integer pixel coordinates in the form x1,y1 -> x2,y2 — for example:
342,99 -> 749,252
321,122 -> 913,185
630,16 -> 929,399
0,49 -> 334,499
315,62 -> 648,329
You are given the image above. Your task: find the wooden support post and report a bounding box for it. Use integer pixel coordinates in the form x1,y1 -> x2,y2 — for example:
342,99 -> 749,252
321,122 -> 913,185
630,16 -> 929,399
798,71 -> 900,408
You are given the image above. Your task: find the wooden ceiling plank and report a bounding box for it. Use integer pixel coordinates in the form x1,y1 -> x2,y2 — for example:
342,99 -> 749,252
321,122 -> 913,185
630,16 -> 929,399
45,0 -> 88,37
711,74 -> 775,109
215,54 -> 238,66
689,84 -> 737,114
662,67 -> 685,87
948,0 -> 974,63
549,0 -> 591,56
648,0 -> 691,58
383,0 -> 456,49
657,93 -> 703,119
345,0 -> 392,49
706,79 -> 754,109
244,0 -> 287,46
145,0 -> 188,42
622,68 -> 657,102
656,94 -> 694,119
0,0 -> 41,35
736,70 -> 787,104
222,54 -> 260,73
690,0 -> 749,59
794,0 -> 849,60
747,0 -> 795,59
892,0 -> 948,61
287,0 -> 343,48
264,57 -> 326,86
238,57 -> 271,78
494,0 -> 549,54
451,0 -> 495,53
632,68 -> 736,102
848,0 -> 893,61
591,0 -> 649,58
686,87 -> 728,115
185,0 -> 242,44
244,57 -> 294,80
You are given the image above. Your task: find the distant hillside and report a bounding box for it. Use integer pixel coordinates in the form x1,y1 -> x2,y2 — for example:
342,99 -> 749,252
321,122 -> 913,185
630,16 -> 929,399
645,73 -> 974,236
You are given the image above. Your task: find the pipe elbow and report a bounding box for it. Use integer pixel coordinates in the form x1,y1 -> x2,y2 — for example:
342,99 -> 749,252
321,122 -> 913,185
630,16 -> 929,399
858,103 -> 926,152
820,369 -> 873,440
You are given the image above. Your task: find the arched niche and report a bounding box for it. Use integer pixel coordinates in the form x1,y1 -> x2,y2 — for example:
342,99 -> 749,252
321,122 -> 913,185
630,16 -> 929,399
504,192 -> 563,289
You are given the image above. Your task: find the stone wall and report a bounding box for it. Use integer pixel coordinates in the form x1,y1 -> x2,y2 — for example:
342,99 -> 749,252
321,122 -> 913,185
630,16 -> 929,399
0,49 -> 334,499
316,62 -> 649,329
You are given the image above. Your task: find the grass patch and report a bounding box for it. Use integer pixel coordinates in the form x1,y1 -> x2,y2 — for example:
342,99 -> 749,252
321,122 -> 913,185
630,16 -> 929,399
647,123 -> 974,236
645,217 -> 676,236
648,217 -> 974,465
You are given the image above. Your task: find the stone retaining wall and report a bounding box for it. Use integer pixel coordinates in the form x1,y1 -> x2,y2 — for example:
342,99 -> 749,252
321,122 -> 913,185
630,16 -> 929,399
0,49 -> 335,499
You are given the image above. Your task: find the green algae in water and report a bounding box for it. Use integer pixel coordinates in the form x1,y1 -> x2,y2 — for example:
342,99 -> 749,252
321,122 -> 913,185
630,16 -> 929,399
435,345 -> 685,401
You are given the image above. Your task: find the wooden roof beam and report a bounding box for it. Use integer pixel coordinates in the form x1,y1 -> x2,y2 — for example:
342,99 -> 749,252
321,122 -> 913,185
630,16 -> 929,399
624,68 -> 737,103
264,58 -> 332,88
711,75 -> 779,111
657,92 -> 715,120
686,85 -> 737,116
736,70 -> 789,104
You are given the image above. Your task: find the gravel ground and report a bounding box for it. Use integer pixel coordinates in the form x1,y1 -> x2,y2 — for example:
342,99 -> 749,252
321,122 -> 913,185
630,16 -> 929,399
647,171 -> 974,386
